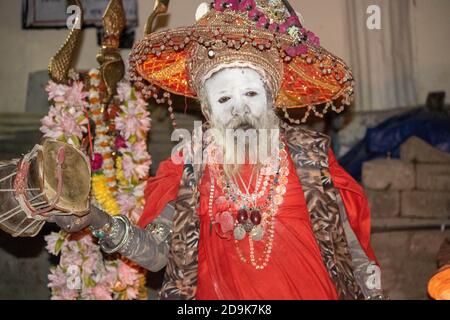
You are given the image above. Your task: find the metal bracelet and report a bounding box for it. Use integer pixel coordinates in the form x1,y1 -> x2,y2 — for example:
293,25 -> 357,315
100,215 -> 131,255
121,223 -> 136,254
106,216 -> 122,240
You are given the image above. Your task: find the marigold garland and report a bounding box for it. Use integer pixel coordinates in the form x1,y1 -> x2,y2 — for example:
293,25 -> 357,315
91,174 -> 121,215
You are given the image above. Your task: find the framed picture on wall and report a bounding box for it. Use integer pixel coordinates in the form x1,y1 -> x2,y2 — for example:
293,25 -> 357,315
22,0 -> 138,29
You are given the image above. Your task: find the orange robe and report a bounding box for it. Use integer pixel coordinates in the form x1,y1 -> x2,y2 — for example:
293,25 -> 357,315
139,151 -> 377,300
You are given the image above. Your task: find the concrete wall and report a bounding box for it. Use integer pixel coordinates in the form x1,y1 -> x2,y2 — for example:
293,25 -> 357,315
410,0 -> 450,104
0,0 -> 449,113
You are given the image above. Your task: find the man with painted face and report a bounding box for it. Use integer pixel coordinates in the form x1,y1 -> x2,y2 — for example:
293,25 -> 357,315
55,1 -> 385,300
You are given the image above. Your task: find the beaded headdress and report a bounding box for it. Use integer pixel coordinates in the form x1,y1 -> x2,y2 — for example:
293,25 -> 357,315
129,0 -> 355,124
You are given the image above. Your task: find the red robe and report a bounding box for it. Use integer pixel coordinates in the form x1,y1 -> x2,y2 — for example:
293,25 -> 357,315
139,150 -> 377,300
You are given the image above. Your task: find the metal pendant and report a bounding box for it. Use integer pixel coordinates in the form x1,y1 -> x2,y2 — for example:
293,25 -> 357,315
251,225 -> 264,241
234,225 -> 246,241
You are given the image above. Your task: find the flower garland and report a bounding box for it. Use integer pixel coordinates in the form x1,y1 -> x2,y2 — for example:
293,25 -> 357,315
88,70 -> 152,225
45,231 -> 146,300
41,70 -> 150,300
40,79 -> 88,147
88,69 -> 120,216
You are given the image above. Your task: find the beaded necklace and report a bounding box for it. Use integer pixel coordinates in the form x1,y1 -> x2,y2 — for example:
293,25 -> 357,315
208,139 -> 289,270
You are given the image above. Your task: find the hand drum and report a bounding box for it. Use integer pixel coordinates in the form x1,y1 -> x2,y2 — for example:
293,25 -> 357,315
0,140 -> 91,237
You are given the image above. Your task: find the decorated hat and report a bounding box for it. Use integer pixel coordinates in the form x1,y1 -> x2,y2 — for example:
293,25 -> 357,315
129,0 -> 355,124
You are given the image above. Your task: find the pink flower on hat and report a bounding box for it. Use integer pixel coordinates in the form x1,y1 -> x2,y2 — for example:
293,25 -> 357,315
256,15 -> 269,29
248,9 -> 262,21
239,0 -> 256,13
285,45 -> 308,58
286,15 -> 301,27
269,23 -> 280,32
306,31 -> 321,46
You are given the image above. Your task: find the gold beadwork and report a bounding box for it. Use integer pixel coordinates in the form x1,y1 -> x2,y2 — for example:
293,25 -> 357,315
188,42 -> 283,97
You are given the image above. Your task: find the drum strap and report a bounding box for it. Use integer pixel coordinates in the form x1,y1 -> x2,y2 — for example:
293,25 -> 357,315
13,145 -> 66,218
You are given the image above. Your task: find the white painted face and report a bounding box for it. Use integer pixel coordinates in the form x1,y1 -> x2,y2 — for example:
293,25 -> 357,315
204,67 -> 269,129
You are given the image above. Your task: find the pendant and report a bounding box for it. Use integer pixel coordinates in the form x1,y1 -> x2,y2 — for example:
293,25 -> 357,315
250,210 -> 262,225
243,221 -> 254,233
237,209 -> 248,224
234,225 -> 246,241
251,225 -> 264,241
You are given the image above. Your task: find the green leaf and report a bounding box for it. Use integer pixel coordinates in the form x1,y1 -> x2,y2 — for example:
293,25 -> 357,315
71,136 -> 81,147
130,88 -> 137,101
55,238 -> 64,255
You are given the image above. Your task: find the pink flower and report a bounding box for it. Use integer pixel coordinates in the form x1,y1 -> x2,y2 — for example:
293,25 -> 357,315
285,46 -> 297,57
91,153 -> 104,171
65,81 -> 88,108
115,135 -> 127,150
239,0 -> 256,12
40,99 -> 88,143
102,265 -> 119,287
60,251 -> 83,268
285,45 -> 308,57
286,15 -> 301,27
45,232 -> 63,256
129,207 -> 143,224
122,154 -> 151,181
133,159 -> 152,180
268,23 -> 280,32
121,155 -> 134,180
48,267 -> 67,288
115,101 -> 151,140
117,192 -> 137,215
306,31 -> 320,46
131,141 -> 151,161
93,284 -> 113,300
117,81 -> 132,101
248,9 -> 262,21
61,114 -> 79,134
82,255 -> 100,275
63,242 -> 80,255
132,182 -> 146,199
256,16 -> 269,29
78,233 -> 96,249
118,262 -> 139,286
52,287 -> 78,300
279,22 -> 289,34
46,81 -> 67,103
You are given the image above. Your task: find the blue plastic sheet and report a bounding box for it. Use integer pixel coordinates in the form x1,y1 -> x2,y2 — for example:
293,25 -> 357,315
339,108 -> 450,181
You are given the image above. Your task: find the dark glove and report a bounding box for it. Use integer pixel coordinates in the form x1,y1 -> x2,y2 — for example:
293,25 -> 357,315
48,205 -> 111,233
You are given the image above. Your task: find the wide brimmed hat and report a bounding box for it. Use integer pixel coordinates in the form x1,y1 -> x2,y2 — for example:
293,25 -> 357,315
129,0 -> 355,124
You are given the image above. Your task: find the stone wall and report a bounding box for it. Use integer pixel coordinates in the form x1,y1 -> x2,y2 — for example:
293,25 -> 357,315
363,136 -> 450,299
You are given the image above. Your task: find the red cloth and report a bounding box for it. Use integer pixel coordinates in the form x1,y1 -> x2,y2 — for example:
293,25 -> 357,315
138,150 -> 377,299
138,158 -> 183,228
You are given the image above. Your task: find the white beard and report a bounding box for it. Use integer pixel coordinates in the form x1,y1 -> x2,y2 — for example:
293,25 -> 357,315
206,107 -> 281,180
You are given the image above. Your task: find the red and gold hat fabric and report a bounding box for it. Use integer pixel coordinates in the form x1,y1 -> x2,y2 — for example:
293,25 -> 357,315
129,0 -> 355,124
